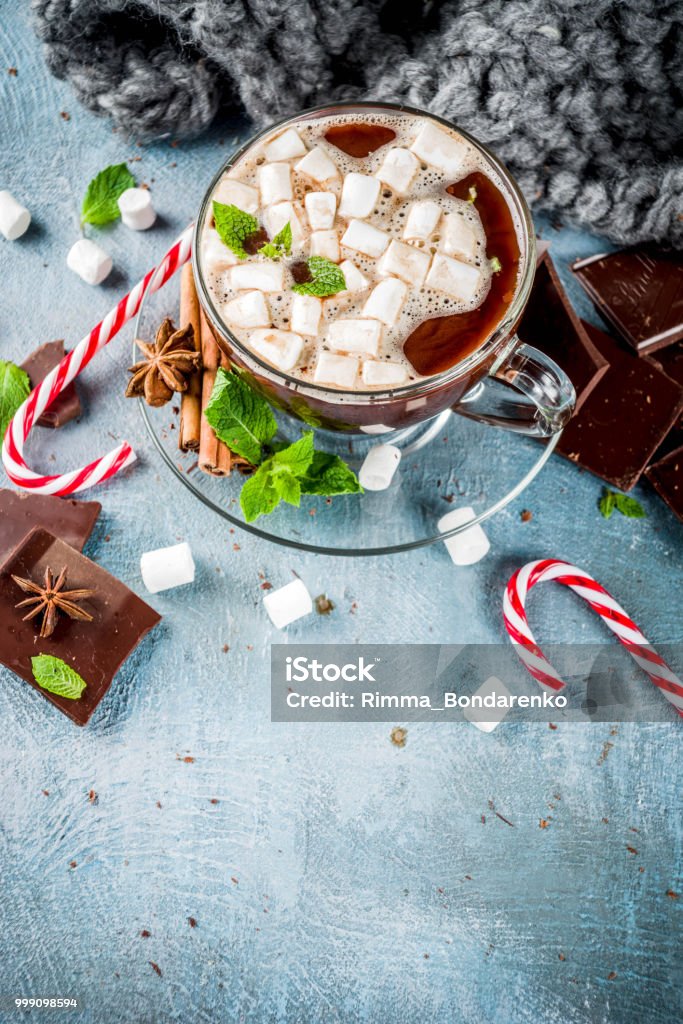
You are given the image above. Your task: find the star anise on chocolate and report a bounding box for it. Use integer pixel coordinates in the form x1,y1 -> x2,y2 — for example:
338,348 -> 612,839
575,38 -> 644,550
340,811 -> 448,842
126,318 -> 201,407
12,566 -> 95,639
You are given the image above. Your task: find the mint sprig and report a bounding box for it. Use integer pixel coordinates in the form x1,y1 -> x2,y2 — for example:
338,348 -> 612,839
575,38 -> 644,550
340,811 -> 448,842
300,451 -> 363,496
31,655 -> 87,699
204,368 -> 277,464
599,488 -> 646,520
213,202 -> 259,260
241,432 -> 314,522
0,360 -> 31,441
81,163 -> 136,226
292,257 -> 346,297
259,221 -> 292,260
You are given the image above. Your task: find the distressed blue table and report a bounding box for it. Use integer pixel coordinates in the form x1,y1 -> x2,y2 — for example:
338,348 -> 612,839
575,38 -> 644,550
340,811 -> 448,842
1,8 -> 681,1023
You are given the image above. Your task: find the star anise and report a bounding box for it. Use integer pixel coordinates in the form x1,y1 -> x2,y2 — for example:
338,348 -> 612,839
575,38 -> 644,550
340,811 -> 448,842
12,566 -> 95,639
126,318 -> 201,407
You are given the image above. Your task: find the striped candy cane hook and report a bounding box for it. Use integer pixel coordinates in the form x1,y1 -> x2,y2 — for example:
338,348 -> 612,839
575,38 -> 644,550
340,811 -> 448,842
2,223 -> 195,496
503,558 -> 683,717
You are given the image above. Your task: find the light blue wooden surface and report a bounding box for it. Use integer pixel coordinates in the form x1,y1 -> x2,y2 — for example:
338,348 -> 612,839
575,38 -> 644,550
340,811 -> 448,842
0,8 -> 681,1023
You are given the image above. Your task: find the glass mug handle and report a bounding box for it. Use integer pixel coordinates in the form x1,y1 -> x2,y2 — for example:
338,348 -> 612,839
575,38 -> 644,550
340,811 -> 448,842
456,337 -> 576,437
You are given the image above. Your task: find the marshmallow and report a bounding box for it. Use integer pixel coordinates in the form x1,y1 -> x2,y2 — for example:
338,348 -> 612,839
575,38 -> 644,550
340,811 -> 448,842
338,172 -> 381,219
377,239 -> 430,287
0,190 -> 30,240
258,162 -> 292,206
305,191 -> 336,230
263,578 -> 313,629
249,328 -> 303,371
66,238 -> 113,285
310,229 -> 340,263
375,147 -> 420,195
213,178 -> 259,214
230,262 -> 285,292
438,507 -> 490,565
117,187 -> 156,230
263,201 -> 306,247
362,359 -> 409,387
313,352 -> 359,388
140,542 -> 195,594
362,278 -> 407,327
425,254 -> 483,302
290,293 -> 322,336
327,318 -> 381,356
410,121 -> 468,178
358,444 -> 401,491
203,228 -> 239,270
222,290 -> 270,329
295,146 -> 339,184
341,219 -> 389,258
463,676 -> 512,733
264,127 -> 307,162
339,260 -> 370,294
440,211 -> 479,261
403,199 -> 441,241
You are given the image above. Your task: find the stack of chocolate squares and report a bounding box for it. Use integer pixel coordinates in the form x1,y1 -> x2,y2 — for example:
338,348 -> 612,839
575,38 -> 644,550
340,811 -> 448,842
518,246 -> 683,520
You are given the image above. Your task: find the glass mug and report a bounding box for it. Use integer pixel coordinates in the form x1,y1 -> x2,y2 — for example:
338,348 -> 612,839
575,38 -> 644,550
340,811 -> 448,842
193,101 -> 575,437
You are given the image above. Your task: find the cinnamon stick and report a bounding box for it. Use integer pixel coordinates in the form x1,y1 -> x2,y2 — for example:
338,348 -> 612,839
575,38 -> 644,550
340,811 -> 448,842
178,263 -> 202,452
198,309 -> 233,476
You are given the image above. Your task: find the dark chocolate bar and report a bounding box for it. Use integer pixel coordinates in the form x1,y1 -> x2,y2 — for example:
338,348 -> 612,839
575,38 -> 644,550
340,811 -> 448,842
21,340 -> 81,427
645,447 -> 683,523
0,488 -> 101,564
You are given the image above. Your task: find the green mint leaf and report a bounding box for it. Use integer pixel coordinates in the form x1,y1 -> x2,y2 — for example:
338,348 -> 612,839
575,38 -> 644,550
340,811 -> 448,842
239,433 -> 315,522
31,655 -> 87,699
213,202 -> 259,260
273,221 -> 292,255
489,256 -> 502,273
271,431 -> 315,476
292,257 -> 346,297
599,490 -> 617,519
614,493 -> 647,519
81,163 -> 136,226
300,451 -> 362,496
0,360 -> 31,441
258,242 -> 281,259
240,470 -> 280,522
204,368 -> 277,465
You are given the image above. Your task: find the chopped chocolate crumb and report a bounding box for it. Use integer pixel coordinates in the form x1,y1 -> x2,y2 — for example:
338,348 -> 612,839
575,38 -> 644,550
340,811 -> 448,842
230,877 -> 239,885
60,111 -> 70,121
390,726 -> 407,748
140,929 -> 151,938
602,817 -> 609,824
539,818 -> 549,829
69,860 -> 77,869
597,740 -> 614,765
666,889 -> 679,899
222,644 -> 229,653
548,723 -> 557,730
188,917 -> 197,928
260,582 -> 273,590
88,789 -> 98,804
179,755 -> 195,763
607,971 -> 617,981
315,594 -> 335,615
520,509 -> 533,522
209,798 -> 220,805
8,67 -> 17,76
156,801 -> 162,809
149,961 -> 162,977
42,789 -> 50,796
626,845 -> 638,855
558,953 -> 566,961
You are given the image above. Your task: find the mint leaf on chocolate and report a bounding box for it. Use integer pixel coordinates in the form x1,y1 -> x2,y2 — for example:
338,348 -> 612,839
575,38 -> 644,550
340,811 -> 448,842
31,655 -> 87,699
0,359 -> 30,441
300,451 -> 362,496
599,488 -> 646,520
213,202 -> 260,260
292,256 -> 346,297
81,163 -> 136,226
204,368 -> 277,465
259,221 -> 292,260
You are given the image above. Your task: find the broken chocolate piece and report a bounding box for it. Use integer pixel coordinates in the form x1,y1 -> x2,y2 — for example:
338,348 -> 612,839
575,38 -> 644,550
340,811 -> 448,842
518,253 -> 609,413
324,123 -> 396,158
645,447 -> 683,522
0,528 -> 161,725
572,248 -> 683,356
645,343 -> 683,460
0,489 -> 101,563
21,340 -> 81,427
556,322 -> 683,490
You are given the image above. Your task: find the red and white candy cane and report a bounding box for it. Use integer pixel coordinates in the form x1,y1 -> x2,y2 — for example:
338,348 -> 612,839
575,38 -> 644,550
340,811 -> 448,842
2,223 -> 195,496
504,558 -> 683,717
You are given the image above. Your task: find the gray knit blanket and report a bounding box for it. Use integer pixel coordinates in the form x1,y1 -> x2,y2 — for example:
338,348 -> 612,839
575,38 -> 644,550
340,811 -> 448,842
32,0 -> 683,246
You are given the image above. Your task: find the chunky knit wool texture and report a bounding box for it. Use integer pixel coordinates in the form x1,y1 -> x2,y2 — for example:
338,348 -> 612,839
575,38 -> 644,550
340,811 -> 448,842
32,0 -> 682,245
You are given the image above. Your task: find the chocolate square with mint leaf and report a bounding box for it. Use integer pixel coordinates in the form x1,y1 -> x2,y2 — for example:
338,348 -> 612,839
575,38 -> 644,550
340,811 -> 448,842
21,340 -> 81,428
0,528 -> 161,725
0,489 -> 101,564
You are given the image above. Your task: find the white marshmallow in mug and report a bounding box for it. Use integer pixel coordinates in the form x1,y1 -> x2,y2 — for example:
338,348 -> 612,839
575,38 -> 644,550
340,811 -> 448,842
338,260 -> 370,294
140,542 -> 195,593
310,229 -> 340,263
362,278 -> 407,327
338,173 -> 381,219
305,191 -> 336,230
222,290 -> 270,329
362,360 -> 408,387
410,121 -> 468,178
438,507 -> 490,565
290,293 -> 322,337
403,199 -> 441,241
313,351 -> 359,388
358,444 -> 402,491
340,219 -> 389,259
66,238 -> 112,285
263,578 -> 313,629
263,127 -> 307,163
295,146 -> 339,184
377,239 -> 430,287
258,162 -> 292,205
212,177 -> 259,214
117,187 -> 156,230
425,254 -> 482,302
375,147 -> 420,195
249,328 -> 303,371
0,190 -> 31,240
327,318 -> 381,356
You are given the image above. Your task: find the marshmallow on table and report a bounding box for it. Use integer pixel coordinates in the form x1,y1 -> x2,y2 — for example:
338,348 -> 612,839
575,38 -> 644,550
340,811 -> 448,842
263,578 -> 313,629
310,229 -> 340,263
341,219 -> 389,258
410,121 -> 468,178
362,278 -> 407,327
338,260 -> 370,294
358,444 -> 401,491
362,359 -> 408,387
313,351 -> 359,388
378,239 -> 430,287
438,507 -> 490,565
403,200 -> 441,241
305,191 -> 336,230
213,178 -> 259,214
327,318 -> 381,356
258,162 -> 292,206
230,262 -> 285,292
264,127 -> 307,162
440,211 -> 478,261
263,201 -> 306,246
0,190 -> 30,240
375,147 -> 420,195
290,293 -> 322,336
425,254 -> 483,302
67,238 -> 112,285
295,147 -> 339,184
141,542 -> 195,594
249,328 -> 303,371
222,290 -> 270,329
338,173 -> 381,219
117,187 -> 156,230
463,676 -> 512,733
203,228 -> 239,271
